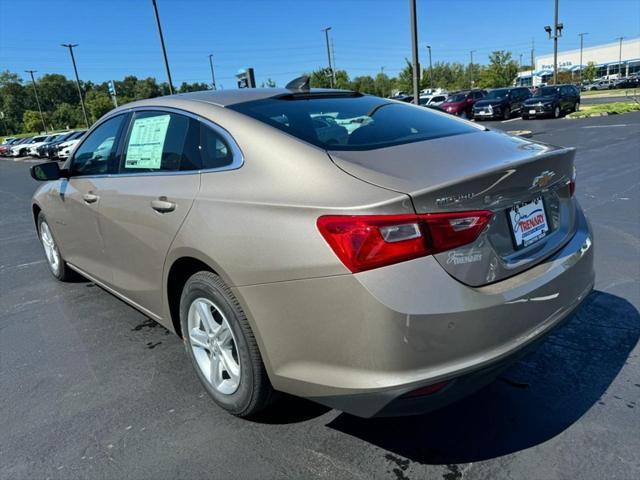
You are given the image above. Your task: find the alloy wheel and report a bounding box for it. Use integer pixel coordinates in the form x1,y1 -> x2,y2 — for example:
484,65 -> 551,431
187,297 -> 241,395
40,221 -> 60,275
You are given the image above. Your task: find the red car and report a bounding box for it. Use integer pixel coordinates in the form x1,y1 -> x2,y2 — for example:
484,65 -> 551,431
439,90 -> 487,118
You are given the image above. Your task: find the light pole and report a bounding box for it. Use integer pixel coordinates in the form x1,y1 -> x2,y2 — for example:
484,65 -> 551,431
409,0 -> 420,104
426,45 -> 433,89
321,27 -> 334,88
519,53 -> 523,70
578,32 -> 588,84
25,70 -> 47,133
151,0 -> 174,94
469,50 -> 476,88
61,44 -> 90,128
208,54 -> 217,90
544,0 -> 563,84
616,37 -> 624,77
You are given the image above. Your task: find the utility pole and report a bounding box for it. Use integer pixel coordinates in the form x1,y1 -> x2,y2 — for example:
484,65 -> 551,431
151,0 -> 174,94
25,70 -> 47,133
61,44 -> 90,128
321,27 -> 334,88
616,37 -> 624,77
519,53 -> 523,70
208,54 -> 217,90
469,50 -> 476,88
331,38 -> 337,86
578,32 -> 588,84
531,38 -> 535,73
409,0 -> 420,104
544,0 -> 563,84
426,45 -> 433,89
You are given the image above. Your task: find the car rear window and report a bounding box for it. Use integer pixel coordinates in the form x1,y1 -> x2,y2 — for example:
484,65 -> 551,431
228,94 -> 476,151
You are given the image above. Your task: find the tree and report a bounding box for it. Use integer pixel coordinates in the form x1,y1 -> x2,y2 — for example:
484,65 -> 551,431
178,81 -> 209,93
260,78 -> 277,88
556,71 -> 573,85
374,72 -> 393,97
50,103 -> 84,130
23,110 -> 44,133
309,68 -> 350,89
583,62 -> 598,83
85,89 -> 115,122
351,75 -> 376,94
477,50 -> 518,88
0,70 -> 28,133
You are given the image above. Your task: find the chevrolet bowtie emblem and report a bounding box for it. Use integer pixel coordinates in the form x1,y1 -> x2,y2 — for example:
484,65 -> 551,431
531,170 -> 555,189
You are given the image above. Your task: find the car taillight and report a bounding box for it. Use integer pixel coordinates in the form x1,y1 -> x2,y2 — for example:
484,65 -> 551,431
317,210 -> 493,273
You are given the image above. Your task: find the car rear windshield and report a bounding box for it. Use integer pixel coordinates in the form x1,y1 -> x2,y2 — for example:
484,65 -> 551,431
228,94 -> 476,151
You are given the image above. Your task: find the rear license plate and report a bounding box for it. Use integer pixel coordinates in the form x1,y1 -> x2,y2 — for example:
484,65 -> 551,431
508,197 -> 549,249
529,109 -> 536,115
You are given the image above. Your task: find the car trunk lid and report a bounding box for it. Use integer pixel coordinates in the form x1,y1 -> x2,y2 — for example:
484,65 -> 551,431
328,130 -> 577,286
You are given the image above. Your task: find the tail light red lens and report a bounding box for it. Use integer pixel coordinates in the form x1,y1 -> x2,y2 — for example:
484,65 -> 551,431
317,210 -> 493,273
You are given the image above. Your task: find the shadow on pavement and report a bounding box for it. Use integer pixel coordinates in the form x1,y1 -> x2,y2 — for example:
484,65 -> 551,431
327,290 -> 640,464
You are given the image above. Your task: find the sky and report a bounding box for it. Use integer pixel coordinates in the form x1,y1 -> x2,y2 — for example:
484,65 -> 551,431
1,0 -> 639,89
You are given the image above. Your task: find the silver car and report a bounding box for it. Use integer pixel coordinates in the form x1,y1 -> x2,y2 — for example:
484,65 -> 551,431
30,82 -> 594,418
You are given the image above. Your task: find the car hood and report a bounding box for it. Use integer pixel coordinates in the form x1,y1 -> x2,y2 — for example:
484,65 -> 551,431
474,98 -> 506,108
525,96 -> 557,104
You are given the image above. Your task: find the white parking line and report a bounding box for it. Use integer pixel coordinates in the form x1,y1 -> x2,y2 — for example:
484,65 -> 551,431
582,124 -> 628,128
501,118 -> 520,123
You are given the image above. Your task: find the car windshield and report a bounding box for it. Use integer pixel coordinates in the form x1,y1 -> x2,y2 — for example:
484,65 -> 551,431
485,89 -> 509,99
534,86 -> 559,97
228,94 -> 477,151
445,93 -> 466,102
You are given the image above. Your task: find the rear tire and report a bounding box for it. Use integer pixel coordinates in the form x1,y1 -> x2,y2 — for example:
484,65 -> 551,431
502,107 -> 511,120
180,271 -> 274,417
37,212 -> 78,281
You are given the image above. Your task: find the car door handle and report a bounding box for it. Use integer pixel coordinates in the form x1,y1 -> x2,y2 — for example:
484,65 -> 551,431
151,198 -> 176,213
82,193 -> 99,204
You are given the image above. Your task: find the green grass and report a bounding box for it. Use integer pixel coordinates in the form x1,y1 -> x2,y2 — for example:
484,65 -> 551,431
581,88 -> 638,98
568,101 -> 640,118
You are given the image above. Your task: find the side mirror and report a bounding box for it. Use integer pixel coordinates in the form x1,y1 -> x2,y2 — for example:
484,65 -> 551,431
30,161 -> 65,181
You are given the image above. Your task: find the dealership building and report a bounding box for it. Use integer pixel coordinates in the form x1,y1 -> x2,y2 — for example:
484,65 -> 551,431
516,37 -> 640,86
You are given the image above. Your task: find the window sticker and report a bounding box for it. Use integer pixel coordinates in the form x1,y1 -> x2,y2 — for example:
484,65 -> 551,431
124,114 -> 171,169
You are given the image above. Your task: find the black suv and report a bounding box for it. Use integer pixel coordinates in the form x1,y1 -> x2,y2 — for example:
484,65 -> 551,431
473,87 -> 532,120
522,84 -> 580,119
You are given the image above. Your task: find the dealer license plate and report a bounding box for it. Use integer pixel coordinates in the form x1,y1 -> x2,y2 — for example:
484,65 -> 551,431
508,197 -> 549,249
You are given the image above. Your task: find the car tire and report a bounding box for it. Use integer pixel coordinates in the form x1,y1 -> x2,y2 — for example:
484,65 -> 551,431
522,114 -> 529,120
553,105 -> 561,119
502,107 -> 511,120
37,212 -> 78,281
180,271 -> 274,417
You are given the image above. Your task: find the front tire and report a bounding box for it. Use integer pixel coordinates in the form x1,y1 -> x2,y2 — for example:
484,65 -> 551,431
180,271 -> 274,417
37,212 -> 77,281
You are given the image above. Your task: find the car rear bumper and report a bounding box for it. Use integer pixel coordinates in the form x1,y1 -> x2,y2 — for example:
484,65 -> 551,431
234,205 -> 594,417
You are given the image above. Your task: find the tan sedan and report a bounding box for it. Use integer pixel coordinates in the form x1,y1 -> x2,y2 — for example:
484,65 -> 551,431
30,83 -> 594,417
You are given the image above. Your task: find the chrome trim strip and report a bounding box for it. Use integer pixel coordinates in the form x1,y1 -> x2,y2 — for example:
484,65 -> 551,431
68,105 -> 244,179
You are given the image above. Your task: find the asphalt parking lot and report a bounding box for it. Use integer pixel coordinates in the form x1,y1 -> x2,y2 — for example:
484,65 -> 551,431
1,113 -> 639,480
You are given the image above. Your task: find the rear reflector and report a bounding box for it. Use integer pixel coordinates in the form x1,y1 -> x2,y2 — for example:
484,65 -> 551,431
317,210 -> 493,273
402,381 -> 450,398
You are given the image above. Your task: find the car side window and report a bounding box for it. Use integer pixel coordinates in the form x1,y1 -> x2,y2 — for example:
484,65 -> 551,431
200,123 -> 234,169
70,115 -> 126,176
120,111 -> 200,173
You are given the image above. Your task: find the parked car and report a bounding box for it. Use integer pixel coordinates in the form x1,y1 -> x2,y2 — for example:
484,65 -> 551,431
28,133 -> 64,157
30,85 -> 594,418
589,79 -> 614,90
473,87 -> 532,120
522,84 -> 580,119
10,136 -> 45,157
36,132 -> 71,157
613,76 -> 640,89
419,94 -> 448,108
56,134 -> 86,160
440,90 -> 487,118
0,137 -> 22,156
41,131 -> 81,158
1,137 -> 16,145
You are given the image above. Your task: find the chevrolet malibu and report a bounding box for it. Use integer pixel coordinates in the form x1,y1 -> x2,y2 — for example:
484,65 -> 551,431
30,83 -> 594,418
